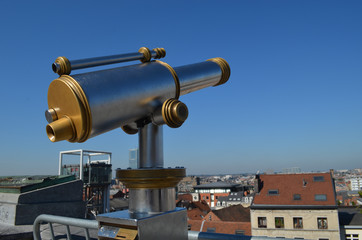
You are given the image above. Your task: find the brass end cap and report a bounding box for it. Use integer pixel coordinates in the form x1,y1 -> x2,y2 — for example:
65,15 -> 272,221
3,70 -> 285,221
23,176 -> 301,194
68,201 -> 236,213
46,75 -> 91,143
116,168 -> 186,189
162,98 -> 188,128
152,48 -> 166,59
207,57 -> 230,86
53,56 -> 71,75
139,47 -> 152,63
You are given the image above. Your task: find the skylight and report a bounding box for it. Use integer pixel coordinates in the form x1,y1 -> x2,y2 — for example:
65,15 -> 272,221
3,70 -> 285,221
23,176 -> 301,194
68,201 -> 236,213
313,176 -> 325,182
268,189 -> 279,195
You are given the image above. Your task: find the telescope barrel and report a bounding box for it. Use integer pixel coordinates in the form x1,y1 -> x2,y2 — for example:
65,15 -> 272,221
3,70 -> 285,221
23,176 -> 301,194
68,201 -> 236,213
46,58 -> 230,143
52,47 -> 166,75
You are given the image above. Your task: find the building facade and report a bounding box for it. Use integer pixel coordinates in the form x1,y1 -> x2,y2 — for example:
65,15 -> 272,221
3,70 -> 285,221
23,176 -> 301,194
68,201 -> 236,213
350,177 -> 362,191
251,172 -> 340,240
128,148 -> 138,169
216,192 -> 253,209
193,182 -> 242,208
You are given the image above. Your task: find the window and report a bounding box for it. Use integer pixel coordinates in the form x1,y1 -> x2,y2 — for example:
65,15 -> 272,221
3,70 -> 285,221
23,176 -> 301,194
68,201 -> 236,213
346,234 -> 359,240
315,194 -> 327,201
217,201 -> 220,206
313,176 -> 325,182
275,217 -> 284,228
258,217 -> 267,228
293,217 -> 303,229
206,196 -> 209,200
235,230 -> 245,235
222,201 -> 226,206
293,194 -> 301,200
317,218 -> 328,229
207,227 -> 215,233
268,189 -> 279,195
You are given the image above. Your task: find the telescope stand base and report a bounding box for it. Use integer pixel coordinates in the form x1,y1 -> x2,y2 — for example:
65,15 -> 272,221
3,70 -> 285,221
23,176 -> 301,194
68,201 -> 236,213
97,207 -> 187,240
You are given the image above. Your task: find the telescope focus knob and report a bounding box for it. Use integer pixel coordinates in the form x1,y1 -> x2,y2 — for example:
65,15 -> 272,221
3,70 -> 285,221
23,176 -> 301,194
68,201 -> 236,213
162,98 -> 188,128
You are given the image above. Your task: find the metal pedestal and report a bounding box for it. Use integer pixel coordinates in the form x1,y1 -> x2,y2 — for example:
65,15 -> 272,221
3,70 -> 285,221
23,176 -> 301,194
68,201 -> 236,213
97,208 -> 187,240
98,124 -> 187,240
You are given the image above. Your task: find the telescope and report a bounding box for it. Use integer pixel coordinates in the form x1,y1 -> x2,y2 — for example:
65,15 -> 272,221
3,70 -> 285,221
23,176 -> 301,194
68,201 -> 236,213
45,47 -> 230,240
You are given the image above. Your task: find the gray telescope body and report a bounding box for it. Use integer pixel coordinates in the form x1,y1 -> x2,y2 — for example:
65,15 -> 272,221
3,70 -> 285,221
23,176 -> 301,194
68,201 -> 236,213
46,53 -> 229,143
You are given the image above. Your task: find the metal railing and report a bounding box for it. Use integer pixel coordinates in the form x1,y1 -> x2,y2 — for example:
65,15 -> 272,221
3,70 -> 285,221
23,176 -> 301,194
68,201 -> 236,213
33,214 -> 296,240
33,214 -> 98,240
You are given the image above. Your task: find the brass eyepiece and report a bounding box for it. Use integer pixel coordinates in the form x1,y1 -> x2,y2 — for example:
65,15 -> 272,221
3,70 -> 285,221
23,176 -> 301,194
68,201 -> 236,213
46,117 -> 75,142
162,99 -> 188,128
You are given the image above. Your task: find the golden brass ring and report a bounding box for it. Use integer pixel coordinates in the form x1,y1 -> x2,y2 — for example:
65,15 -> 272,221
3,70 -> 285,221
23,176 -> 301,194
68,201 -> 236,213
139,47 -> 152,63
207,57 -> 231,86
54,56 -> 71,75
156,60 -> 180,99
116,168 -> 186,189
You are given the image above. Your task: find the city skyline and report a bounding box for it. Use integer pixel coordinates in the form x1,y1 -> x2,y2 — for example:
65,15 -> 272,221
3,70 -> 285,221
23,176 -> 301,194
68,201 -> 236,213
0,1 -> 361,176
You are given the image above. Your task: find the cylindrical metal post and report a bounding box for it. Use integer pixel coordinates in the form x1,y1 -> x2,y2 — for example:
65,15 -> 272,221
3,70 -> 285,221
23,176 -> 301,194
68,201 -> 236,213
128,187 -> 175,216
138,124 -> 163,168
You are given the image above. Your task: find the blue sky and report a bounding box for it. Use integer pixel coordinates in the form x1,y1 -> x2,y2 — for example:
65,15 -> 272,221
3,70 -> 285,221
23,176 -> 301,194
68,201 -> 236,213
0,1 -> 361,175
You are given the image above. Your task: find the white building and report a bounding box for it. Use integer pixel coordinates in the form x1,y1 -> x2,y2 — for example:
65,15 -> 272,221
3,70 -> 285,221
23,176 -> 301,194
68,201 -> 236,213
350,177 -> 362,191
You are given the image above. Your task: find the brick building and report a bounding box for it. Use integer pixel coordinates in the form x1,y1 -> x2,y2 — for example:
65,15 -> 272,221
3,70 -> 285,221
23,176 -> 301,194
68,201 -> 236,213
251,172 -> 340,240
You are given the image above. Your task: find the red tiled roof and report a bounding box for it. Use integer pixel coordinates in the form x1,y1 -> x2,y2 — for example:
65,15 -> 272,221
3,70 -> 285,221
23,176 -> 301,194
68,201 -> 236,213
189,220 -> 251,235
253,173 -> 336,206
187,208 -> 206,220
192,200 -> 211,212
178,193 -> 193,201
212,205 -> 250,222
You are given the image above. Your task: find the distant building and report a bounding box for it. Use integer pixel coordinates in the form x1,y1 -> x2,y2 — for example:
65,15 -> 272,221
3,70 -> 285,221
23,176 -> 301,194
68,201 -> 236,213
337,191 -> 361,206
349,177 -> 362,191
129,148 -> 138,169
193,182 -> 242,208
251,172 -> 340,240
216,191 -> 253,208
282,167 -> 301,174
178,176 -> 198,193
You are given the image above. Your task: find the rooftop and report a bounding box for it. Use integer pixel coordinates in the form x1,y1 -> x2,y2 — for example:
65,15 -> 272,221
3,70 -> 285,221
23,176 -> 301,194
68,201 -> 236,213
213,205 -> 250,222
338,207 -> 362,226
252,172 -> 336,207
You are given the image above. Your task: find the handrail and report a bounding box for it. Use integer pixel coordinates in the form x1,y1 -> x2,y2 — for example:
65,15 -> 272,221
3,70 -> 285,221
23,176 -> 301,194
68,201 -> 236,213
34,214 -> 297,240
33,214 -> 98,240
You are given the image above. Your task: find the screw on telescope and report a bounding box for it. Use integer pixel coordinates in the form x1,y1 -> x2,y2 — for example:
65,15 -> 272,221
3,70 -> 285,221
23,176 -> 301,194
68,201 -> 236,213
45,109 -> 58,123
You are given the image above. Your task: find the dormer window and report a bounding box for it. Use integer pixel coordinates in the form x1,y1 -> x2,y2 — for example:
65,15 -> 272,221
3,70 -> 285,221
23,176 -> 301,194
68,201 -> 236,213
313,176 -> 324,182
293,194 -> 301,200
268,189 -> 279,195
315,194 -> 327,201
